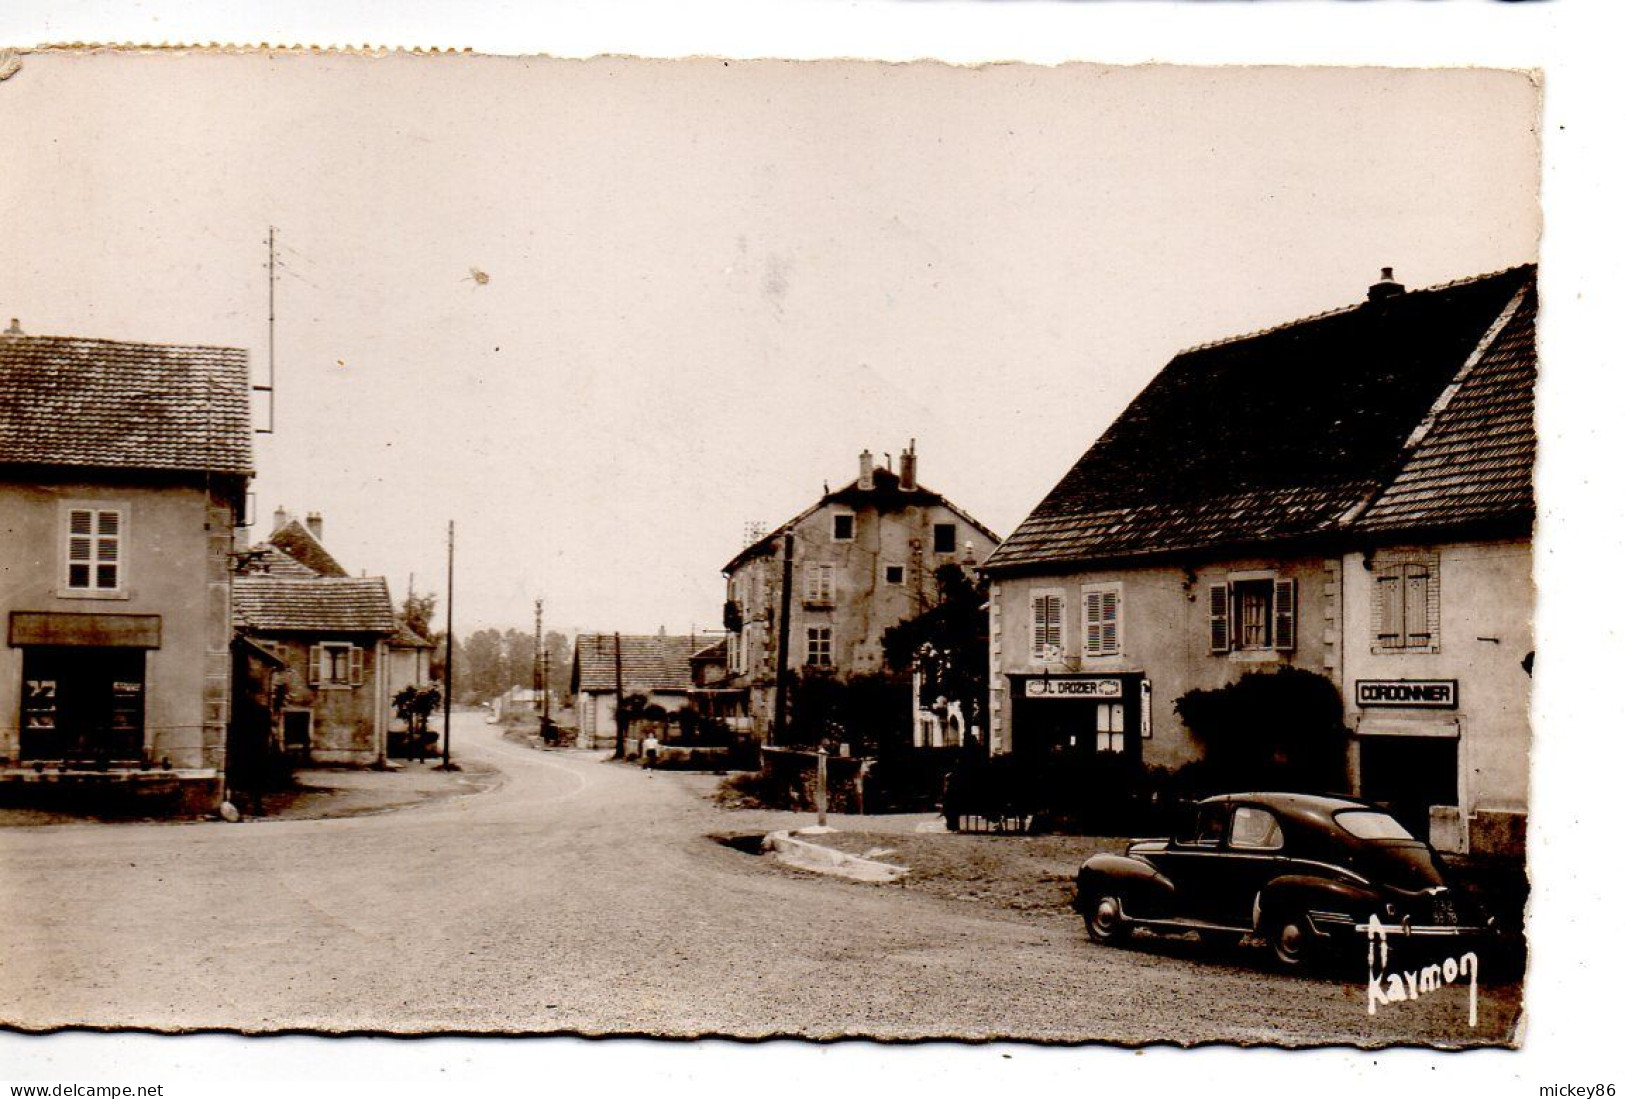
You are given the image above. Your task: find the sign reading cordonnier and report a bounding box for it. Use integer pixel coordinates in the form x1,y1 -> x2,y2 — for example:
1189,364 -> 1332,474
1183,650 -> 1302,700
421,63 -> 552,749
1355,679 -> 1459,709
1025,677 -> 1123,699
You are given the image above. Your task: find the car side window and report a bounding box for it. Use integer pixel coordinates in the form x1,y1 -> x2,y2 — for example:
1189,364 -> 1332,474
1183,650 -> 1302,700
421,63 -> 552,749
1188,805 -> 1228,847
1229,806 -> 1284,850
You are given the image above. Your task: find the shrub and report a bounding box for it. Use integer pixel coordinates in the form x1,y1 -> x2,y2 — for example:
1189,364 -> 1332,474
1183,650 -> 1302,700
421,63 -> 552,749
1173,667 -> 1349,794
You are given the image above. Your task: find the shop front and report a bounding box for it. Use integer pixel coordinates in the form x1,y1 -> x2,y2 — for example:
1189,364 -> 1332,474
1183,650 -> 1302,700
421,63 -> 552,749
1352,678 -> 1461,846
9,612 -> 161,765
1008,672 -> 1147,765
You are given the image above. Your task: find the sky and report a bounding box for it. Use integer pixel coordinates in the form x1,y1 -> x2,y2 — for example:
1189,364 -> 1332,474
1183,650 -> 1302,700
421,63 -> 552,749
0,56 -> 1538,640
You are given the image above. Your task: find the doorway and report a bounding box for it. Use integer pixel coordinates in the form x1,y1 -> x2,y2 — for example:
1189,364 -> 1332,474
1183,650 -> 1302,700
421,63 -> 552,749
1359,734 -> 1458,838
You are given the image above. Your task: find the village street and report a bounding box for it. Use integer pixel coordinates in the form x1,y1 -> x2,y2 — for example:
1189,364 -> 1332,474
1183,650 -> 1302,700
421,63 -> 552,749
0,713 -> 1517,1044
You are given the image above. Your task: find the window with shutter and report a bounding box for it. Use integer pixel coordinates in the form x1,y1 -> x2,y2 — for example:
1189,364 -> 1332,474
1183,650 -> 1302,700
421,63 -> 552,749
1371,552 -> 1439,652
1208,583 -> 1230,653
349,645 -> 365,685
1031,592 -> 1063,662
1403,565 -> 1430,646
1273,578 -> 1296,652
308,645 -> 322,686
1081,584 -> 1121,657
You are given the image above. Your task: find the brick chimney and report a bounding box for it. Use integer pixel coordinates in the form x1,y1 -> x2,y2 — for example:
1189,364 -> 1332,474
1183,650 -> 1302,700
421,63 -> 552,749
2,318 -> 22,337
306,512 -> 324,542
1367,266 -> 1405,304
899,439 -> 917,492
858,449 -> 875,491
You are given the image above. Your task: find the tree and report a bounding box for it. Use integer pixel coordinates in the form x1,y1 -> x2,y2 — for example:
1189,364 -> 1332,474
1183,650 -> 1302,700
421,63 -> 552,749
882,562 -> 990,750
1173,667 -> 1350,793
400,591 -> 447,682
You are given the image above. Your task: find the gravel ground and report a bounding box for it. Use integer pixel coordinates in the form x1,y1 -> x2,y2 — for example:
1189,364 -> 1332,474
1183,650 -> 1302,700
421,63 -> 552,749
0,716 -> 1521,1045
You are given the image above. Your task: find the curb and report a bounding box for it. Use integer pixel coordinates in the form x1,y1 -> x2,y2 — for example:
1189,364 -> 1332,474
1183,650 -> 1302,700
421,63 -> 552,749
763,829 -> 909,883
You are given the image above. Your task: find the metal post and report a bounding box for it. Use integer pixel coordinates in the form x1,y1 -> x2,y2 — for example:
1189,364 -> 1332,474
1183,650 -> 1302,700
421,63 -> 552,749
440,520 -> 455,769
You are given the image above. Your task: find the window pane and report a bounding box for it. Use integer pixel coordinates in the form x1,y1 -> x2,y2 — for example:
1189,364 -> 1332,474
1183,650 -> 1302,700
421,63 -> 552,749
69,510 -> 93,536
68,537 -> 91,561
68,563 -> 90,588
97,511 -> 120,536
97,538 -> 119,562
1230,807 -> 1283,849
95,564 -> 118,589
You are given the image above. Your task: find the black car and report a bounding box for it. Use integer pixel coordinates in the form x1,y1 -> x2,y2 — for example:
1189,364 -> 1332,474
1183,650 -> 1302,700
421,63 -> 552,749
1073,792 -> 1486,968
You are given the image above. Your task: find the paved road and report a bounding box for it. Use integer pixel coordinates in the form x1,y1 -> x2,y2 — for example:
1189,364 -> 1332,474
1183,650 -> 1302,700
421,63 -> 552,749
0,715 -> 1518,1044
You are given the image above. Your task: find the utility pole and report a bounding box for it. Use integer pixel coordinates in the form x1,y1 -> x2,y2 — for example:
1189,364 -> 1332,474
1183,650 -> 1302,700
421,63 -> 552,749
613,631 -> 626,758
440,520 -> 455,769
255,226 -> 277,435
771,533 -> 796,746
533,598 -> 544,741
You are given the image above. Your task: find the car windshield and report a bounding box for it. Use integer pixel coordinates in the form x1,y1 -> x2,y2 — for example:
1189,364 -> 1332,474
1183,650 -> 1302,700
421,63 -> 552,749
1334,810 -> 1413,841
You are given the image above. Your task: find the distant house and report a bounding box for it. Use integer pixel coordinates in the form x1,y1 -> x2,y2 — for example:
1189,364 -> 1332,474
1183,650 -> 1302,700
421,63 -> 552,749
385,617 -> 435,736
0,321 -> 253,813
232,516 -> 397,765
720,443 -> 999,742
982,266 -> 1535,854
570,633 -> 707,751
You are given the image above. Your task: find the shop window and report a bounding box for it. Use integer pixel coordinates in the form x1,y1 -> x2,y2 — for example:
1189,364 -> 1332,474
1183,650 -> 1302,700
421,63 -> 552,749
1030,591 -> 1064,663
1096,702 -> 1126,753
1372,552 -> 1440,653
933,523 -> 957,554
832,513 -> 855,541
1208,575 -> 1296,653
19,647 -> 145,761
62,504 -> 126,594
806,626 -> 833,667
1082,583 -> 1122,657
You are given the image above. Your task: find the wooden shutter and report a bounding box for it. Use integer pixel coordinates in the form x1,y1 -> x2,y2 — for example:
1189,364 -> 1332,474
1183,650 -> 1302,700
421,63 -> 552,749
1083,590 -> 1103,656
1403,565 -> 1430,646
349,644 -> 365,685
1377,574 -> 1401,647
1101,587 -> 1119,655
1032,594 -> 1061,660
1208,583 -> 1230,653
1273,578 -> 1297,651
308,645 -> 323,686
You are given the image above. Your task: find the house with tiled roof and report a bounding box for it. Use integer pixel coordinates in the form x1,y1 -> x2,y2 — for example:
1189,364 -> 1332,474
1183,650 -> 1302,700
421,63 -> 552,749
570,632 -> 709,750
232,515 -> 398,765
981,266 -> 1535,855
0,321 -> 253,813
720,443 -> 1000,742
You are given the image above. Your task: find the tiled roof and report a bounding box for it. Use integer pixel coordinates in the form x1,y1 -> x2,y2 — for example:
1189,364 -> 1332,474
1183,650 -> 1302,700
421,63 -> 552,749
233,575 -> 396,634
984,266 -> 1534,572
237,544 -> 321,578
268,519 -> 348,578
724,466 -> 1000,575
572,633 -> 704,695
0,332 -> 253,474
390,617 -> 434,649
1348,284 -> 1536,535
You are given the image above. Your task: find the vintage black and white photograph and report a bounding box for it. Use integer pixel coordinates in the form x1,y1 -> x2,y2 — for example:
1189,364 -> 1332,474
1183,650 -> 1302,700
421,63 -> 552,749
0,48 -> 1546,1055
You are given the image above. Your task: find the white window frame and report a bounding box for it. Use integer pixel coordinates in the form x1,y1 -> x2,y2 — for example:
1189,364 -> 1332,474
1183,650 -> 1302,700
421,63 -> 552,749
1081,582 -> 1122,658
1030,589 -> 1065,664
804,563 -> 835,604
58,501 -> 130,598
831,511 -> 856,542
1208,572 -> 1296,655
806,626 -> 833,668
1096,701 -> 1127,753
310,642 -> 364,689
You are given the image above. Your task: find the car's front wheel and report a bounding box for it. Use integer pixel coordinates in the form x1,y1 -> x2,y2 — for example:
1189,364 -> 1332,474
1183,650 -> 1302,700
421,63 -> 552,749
1081,892 -> 1131,946
1265,910 -> 1317,969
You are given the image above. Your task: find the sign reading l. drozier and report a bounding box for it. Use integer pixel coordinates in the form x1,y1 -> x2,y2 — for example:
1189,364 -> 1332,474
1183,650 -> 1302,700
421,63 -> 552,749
1025,677 -> 1123,699
1355,679 -> 1458,709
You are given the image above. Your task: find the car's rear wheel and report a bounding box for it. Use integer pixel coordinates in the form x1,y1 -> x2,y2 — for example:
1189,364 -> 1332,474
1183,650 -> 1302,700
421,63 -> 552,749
1081,892 -> 1130,945
1265,910 -> 1317,969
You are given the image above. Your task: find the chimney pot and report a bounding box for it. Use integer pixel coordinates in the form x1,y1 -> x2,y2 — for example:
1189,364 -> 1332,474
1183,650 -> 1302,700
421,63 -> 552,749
858,449 -> 875,491
272,506 -> 289,531
1367,267 -> 1406,303
3,318 -> 21,337
306,512 -> 324,542
899,439 -> 918,492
